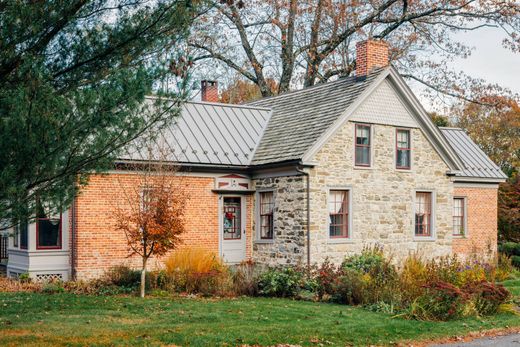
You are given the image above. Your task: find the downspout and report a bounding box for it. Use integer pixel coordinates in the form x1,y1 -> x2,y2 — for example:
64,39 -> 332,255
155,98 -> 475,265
70,190 -> 77,281
296,166 -> 311,269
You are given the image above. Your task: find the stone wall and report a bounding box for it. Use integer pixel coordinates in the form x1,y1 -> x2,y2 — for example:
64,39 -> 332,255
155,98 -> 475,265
252,176 -> 307,265
308,121 -> 454,264
452,185 -> 498,258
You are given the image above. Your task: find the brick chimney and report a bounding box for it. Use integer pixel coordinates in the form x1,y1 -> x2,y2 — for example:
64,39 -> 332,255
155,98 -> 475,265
201,80 -> 218,102
356,40 -> 389,77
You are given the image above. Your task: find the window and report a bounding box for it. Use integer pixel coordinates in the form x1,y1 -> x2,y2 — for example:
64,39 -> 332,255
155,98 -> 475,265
329,190 -> 350,238
19,219 -> 28,250
396,129 -> 411,169
36,201 -> 61,249
415,192 -> 432,237
355,124 -> 371,166
259,192 -> 274,239
453,197 -> 466,236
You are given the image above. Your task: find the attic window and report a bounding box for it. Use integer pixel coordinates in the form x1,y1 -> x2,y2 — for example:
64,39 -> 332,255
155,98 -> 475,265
396,129 -> 411,169
355,124 -> 371,167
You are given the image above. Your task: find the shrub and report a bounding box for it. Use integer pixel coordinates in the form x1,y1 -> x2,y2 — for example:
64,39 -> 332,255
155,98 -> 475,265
499,242 -> 520,257
231,259 -> 259,296
512,255 -> 520,268
466,281 -> 511,316
407,281 -> 467,321
341,245 -> 385,274
164,247 -> 230,295
331,269 -> 365,305
104,265 -> 141,288
313,258 -> 341,300
496,254 -> 514,281
258,267 -> 303,297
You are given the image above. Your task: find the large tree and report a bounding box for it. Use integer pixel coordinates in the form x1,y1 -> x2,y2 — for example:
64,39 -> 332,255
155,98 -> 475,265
0,1 -> 198,225
189,0 -> 519,102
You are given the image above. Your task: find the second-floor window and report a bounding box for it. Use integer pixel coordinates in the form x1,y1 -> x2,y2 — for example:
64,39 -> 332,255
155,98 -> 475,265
396,129 -> 411,169
355,124 -> 371,166
259,191 -> 274,239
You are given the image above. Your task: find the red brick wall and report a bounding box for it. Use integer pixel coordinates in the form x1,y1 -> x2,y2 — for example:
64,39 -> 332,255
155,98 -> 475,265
72,173 -> 252,279
452,186 -> 498,259
356,40 -> 389,77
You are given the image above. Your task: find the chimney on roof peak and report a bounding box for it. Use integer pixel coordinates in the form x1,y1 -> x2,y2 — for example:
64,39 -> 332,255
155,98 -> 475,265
201,80 -> 219,102
356,39 -> 389,77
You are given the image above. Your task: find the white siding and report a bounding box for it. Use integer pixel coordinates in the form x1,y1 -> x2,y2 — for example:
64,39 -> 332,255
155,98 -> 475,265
349,79 -> 418,128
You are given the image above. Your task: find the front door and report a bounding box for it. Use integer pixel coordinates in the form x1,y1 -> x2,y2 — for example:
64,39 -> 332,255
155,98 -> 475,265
220,196 -> 246,263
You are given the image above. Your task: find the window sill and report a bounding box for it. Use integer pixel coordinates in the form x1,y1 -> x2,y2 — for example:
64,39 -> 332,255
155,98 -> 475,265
413,236 -> 437,242
452,235 -> 467,239
353,166 -> 373,170
254,239 -> 275,244
327,238 -> 354,244
395,168 -> 412,173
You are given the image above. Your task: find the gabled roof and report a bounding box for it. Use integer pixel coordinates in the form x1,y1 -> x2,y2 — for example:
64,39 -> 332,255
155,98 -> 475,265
249,70 -> 382,165
122,100 -> 271,166
440,127 -> 507,181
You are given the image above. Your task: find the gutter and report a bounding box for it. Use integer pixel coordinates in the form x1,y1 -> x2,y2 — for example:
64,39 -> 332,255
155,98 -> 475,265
295,165 -> 311,269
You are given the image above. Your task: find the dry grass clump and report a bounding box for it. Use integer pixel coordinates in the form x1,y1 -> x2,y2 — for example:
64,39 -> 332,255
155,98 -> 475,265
0,276 -> 42,293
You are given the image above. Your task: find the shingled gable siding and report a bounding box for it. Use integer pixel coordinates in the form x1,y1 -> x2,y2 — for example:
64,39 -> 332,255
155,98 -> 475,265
252,176 -> 307,265
308,121 -> 454,264
73,173 -> 252,279
452,185 -> 498,258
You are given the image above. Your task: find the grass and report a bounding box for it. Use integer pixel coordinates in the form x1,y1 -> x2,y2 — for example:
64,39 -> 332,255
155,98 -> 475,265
0,290 -> 518,347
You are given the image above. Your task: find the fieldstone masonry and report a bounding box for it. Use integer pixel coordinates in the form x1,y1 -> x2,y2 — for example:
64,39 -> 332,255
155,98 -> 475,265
252,176 -> 307,265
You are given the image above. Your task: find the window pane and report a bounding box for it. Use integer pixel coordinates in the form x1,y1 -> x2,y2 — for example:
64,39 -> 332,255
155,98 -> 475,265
38,218 -> 61,248
355,146 -> 370,165
259,192 -> 274,239
20,219 -> 28,249
453,198 -> 464,236
397,130 -> 410,148
397,149 -> 410,168
356,127 -> 370,145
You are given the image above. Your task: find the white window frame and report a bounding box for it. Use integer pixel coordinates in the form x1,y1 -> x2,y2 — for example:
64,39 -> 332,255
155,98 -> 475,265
412,189 -> 436,241
353,123 -> 374,169
452,196 -> 468,238
327,187 -> 354,243
255,189 -> 275,243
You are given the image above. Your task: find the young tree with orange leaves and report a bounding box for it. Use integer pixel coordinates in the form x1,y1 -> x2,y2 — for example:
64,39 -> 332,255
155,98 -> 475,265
113,146 -> 188,298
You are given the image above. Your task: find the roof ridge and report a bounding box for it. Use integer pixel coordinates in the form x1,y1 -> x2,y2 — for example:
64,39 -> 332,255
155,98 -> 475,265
248,68 -> 385,105
145,95 -> 272,111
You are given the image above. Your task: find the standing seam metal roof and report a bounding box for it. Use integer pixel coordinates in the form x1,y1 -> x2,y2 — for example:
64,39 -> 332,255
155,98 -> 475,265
440,128 -> 507,180
122,100 -> 272,166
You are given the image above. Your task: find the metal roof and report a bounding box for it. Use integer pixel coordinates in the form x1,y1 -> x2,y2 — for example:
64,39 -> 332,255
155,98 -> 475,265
121,99 -> 271,166
249,70 -> 383,165
440,127 -> 507,180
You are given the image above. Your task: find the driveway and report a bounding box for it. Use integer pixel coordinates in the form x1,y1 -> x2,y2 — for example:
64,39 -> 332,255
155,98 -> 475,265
430,333 -> 520,346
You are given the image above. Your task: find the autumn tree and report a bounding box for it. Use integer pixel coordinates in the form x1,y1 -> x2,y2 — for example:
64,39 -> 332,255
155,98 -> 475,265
113,144 -> 188,298
220,78 -> 278,104
189,0 -> 519,103
0,1 -> 198,227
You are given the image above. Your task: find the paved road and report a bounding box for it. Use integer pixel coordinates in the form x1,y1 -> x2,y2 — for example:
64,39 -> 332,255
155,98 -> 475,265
430,334 -> 520,346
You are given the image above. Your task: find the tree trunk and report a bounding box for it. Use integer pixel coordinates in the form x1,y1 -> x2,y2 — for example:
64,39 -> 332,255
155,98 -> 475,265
140,257 -> 148,298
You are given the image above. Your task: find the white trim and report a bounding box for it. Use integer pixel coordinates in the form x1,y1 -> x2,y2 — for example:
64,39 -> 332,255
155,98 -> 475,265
326,187 -> 353,243
412,189 -> 437,241
452,176 -> 506,184
452,196 -> 468,239
453,182 -> 500,189
254,189 -> 275,243
301,66 -> 464,171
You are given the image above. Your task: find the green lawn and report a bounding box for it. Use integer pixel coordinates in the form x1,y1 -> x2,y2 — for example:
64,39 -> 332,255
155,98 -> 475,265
0,290 -> 519,347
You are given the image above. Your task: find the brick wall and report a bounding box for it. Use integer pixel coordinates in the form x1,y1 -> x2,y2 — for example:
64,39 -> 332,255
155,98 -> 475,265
452,186 -> 498,258
356,40 -> 389,77
73,172 -> 252,279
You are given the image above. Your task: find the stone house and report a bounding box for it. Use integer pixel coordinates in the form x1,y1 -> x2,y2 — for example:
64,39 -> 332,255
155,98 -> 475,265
5,40 -> 507,281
